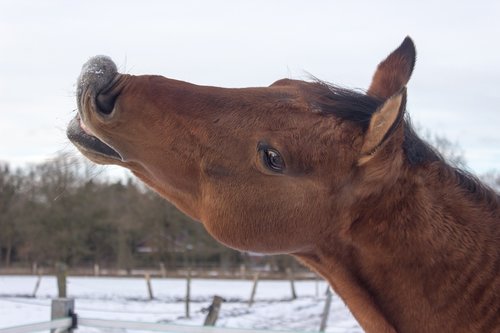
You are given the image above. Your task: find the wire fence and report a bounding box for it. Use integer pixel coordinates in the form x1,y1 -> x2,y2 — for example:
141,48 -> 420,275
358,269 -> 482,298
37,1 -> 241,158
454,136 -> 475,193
0,275 -> 360,333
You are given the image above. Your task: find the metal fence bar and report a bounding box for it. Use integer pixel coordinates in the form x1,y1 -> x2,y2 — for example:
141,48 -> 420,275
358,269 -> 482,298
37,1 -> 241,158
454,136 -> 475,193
0,318 -> 71,333
79,318 -> 308,333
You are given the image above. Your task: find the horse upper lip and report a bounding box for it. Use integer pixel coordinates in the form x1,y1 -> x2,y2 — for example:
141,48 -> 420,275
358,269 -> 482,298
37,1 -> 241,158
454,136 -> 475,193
79,115 -> 95,136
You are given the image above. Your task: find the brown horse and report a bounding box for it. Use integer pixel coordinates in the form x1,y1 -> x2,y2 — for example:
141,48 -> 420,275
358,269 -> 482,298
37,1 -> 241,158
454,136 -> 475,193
67,37 -> 500,333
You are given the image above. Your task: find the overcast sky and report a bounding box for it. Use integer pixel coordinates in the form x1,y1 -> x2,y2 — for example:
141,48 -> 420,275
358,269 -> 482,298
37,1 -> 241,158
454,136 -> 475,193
1,0 -> 499,177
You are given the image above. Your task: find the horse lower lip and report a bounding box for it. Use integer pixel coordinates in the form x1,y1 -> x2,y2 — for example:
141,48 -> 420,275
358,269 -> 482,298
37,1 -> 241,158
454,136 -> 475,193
67,116 -> 122,160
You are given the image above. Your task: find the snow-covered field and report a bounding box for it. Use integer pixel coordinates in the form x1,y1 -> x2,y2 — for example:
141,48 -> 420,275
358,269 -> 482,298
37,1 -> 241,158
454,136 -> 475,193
0,275 -> 362,333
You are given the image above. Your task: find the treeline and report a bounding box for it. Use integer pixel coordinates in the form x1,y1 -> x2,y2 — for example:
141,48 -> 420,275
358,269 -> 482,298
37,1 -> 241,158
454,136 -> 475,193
1,136 -> 499,272
0,153 -> 260,271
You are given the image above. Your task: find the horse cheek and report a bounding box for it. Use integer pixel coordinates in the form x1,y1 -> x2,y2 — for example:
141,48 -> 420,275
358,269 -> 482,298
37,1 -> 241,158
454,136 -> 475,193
201,185 -> 313,253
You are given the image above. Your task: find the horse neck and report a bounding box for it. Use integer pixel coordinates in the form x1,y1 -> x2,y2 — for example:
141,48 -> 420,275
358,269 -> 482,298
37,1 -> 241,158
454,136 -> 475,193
295,161 -> 500,333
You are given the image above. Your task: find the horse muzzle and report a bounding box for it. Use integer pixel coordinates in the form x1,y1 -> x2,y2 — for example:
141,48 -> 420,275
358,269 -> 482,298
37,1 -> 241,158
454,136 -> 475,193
77,55 -> 123,118
67,55 -> 124,162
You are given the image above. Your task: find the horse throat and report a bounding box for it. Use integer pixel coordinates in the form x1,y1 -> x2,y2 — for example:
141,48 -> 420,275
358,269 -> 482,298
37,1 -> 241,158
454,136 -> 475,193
296,164 -> 500,333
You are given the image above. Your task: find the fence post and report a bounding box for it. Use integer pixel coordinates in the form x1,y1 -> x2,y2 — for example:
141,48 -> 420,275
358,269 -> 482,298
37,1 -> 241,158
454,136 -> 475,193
160,262 -> 167,278
51,298 -> 75,333
239,264 -> 246,279
32,272 -> 42,298
203,295 -> 225,326
286,267 -> 297,300
315,275 -> 319,298
93,264 -> 100,277
319,288 -> 333,332
32,262 -> 38,275
145,273 -> 154,300
56,262 -> 67,298
248,272 -> 260,307
185,267 -> 191,318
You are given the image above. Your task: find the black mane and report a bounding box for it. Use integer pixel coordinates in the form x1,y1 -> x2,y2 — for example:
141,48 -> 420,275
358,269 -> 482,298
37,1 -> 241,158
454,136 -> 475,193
311,80 -> 500,204
311,80 -> 441,165
311,81 -> 382,131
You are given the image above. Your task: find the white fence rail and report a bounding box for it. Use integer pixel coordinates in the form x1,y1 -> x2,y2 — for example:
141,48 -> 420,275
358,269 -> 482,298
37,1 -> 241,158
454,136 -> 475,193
0,318 -> 72,333
0,298 -> 323,333
0,318 -> 312,333
78,318 -> 308,333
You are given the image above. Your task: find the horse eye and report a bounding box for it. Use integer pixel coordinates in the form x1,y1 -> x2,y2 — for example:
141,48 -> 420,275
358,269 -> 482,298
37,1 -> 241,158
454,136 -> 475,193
262,148 -> 285,172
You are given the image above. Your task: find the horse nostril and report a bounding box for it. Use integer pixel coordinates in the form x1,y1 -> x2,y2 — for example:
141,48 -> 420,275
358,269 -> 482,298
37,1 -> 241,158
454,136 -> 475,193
77,55 -> 119,116
96,92 -> 118,115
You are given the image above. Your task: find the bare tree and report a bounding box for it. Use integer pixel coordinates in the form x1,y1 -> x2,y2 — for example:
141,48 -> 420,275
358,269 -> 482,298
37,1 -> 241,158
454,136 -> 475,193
481,171 -> 500,192
419,129 -> 467,168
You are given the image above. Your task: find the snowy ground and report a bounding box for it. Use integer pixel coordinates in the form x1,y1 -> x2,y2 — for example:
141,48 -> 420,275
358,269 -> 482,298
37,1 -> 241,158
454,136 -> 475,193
0,275 -> 362,333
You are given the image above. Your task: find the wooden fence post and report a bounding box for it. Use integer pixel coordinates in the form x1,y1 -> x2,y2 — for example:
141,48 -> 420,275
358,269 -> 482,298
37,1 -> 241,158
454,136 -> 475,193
32,272 -> 42,298
315,275 -> 319,298
203,295 -> 225,326
159,262 -> 167,278
93,264 -> 100,277
185,267 -> 191,318
56,262 -> 67,298
145,273 -> 154,300
239,264 -> 246,280
32,262 -> 38,275
51,298 -> 75,333
248,272 -> 260,307
319,288 -> 333,332
286,267 -> 297,300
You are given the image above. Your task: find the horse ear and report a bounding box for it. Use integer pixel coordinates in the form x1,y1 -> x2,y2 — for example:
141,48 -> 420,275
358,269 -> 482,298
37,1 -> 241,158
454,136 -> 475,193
359,89 -> 406,165
367,37 -> 416,99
